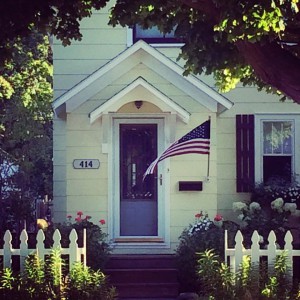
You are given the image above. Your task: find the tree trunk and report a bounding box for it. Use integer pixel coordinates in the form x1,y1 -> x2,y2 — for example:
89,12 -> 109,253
236,40 -> 300,104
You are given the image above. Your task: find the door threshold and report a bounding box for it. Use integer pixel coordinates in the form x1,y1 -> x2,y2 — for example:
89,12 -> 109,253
114,238 -> 164,243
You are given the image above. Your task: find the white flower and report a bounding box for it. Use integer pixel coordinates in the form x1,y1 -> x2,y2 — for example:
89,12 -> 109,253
237,214 -> 244,221
271,198 -> 284,211
283,202 -> 297,213
249,202 -> 261,212
233,202 -> 247,212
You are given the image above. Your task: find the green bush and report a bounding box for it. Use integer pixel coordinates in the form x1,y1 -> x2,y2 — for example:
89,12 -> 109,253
0,248 -> 117,300
45,213 -> 111,271
175,213 -> 238,293
197,249 -> 300,300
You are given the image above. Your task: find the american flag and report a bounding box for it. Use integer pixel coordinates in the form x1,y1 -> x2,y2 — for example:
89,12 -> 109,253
143,119 -> 210,178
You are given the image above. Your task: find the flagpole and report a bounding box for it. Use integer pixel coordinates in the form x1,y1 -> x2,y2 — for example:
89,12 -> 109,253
206,116 -> 211,181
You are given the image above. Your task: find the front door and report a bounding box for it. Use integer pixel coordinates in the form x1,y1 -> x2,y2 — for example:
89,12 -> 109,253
113,119 -> 164,239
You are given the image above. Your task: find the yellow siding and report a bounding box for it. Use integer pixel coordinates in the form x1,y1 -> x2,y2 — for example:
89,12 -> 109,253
53,0 -> 300,253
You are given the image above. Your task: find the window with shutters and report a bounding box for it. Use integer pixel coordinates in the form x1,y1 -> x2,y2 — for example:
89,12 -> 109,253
255,115 -> 300,185
236,114 -> 300,192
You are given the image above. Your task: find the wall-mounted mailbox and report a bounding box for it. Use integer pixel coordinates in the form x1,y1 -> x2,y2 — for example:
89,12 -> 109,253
178,181 -> 203,191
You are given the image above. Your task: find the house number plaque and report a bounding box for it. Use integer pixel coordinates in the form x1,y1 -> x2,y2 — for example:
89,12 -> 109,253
73,159 -> 100,169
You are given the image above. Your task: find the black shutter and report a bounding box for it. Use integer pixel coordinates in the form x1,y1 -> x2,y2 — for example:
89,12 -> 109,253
236,115 -> 255,192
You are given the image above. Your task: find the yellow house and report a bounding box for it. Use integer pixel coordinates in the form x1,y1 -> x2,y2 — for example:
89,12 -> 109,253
52,2 -> 300,257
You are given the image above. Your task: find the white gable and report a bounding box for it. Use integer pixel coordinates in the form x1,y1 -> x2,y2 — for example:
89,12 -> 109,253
89,77 -> 190,124
52,40 -> 233,115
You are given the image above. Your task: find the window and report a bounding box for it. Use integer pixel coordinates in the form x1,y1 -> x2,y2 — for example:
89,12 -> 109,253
132,25 -> 181,44
262,121 -> 292,182
255,115 -> 300,184
236,114 -> 300,192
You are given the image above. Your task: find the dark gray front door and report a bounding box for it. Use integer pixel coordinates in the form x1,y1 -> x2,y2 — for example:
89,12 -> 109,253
119,124 -> 158,236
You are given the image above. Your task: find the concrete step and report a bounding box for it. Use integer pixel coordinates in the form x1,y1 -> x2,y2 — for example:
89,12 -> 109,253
105,255 -> 179,298
106,254 -> 177,269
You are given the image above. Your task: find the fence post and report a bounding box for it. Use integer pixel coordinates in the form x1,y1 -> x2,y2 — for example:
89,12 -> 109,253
83,228 -> 86,266
3,230 -> 12,269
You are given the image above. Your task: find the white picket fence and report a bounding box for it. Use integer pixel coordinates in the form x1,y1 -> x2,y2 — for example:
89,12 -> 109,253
0,228 -> 86,272
225,230 -> 300,277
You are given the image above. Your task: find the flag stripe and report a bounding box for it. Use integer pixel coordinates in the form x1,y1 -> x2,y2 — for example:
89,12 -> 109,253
143,119 -> 210,178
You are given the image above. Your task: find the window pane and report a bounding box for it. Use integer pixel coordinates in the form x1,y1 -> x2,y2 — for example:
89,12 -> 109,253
263,156 -> 292,183
263,121 -> 292,154
135,25 -> 175,38
133,25 -> 180,43
120,124 -> 157,200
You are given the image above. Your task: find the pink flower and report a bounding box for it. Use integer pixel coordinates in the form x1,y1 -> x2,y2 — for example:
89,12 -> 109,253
214,214 -> 223,221
75,217 -> 82,222
85,215 -> 91,220
77,211 -> 83,216
195,213 -> 203,218
66,215 -> 72,220
99,219 -> 106,225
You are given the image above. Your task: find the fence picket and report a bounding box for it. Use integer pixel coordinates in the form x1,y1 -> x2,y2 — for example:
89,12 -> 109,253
284,231 -> 294,278
267,231 -> 277,273
225,230 -> 300,282
36,229 -> 46,261
3,230 -> 13,269
234,230 -> 244,273
53,229 -> 62,249
69,229 -> 79,269
251,230 -> 260,265
20,229 -> 29,273
1,229 -> 86,272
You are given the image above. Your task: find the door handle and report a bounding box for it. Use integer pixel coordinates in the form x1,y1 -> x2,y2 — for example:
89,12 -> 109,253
159,174 -> 162,185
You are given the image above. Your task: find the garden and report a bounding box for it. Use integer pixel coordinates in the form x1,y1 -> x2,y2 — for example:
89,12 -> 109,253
175,178 -> 300,299
1,179 -> 300,299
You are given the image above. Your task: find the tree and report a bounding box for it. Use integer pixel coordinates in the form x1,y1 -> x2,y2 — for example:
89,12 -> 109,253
109,0 -> 300,103
0,33 -> 53,232
0,0 -> 109,63
1,1 -> 299,103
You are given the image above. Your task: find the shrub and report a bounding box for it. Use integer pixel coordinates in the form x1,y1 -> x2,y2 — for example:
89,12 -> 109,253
175,212 -> 239,293
45,212 -> 111,271
0,248 -> 116,300
197,249 -> 300,300
232,198 -> 297,248
251,177 -> 300,208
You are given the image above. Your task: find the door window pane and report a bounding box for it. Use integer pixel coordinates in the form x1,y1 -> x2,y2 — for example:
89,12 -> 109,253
119,124 -> 158,236
120,124 -> 157,200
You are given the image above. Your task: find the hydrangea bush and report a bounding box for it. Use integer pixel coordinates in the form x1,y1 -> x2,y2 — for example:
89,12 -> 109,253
233,197 -> 298,247
251,177 -> 300,208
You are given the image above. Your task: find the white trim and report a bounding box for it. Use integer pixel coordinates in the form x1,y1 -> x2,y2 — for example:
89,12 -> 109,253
53,40 -> 233,114
89,77 -> 190,124
254,114 -> 300,183
108,116 -> 171,251
126,27 -> 133,47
